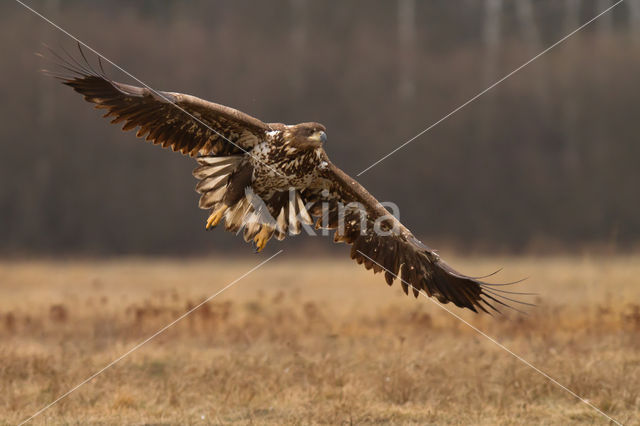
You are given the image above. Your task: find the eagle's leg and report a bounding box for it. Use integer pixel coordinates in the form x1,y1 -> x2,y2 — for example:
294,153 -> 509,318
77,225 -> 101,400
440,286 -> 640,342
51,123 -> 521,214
206,204 -> 229,229
253,226 -> 271,252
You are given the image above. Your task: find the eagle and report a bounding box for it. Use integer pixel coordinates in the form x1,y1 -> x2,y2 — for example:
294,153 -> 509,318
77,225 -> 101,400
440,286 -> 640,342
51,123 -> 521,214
50,47 -> 526,314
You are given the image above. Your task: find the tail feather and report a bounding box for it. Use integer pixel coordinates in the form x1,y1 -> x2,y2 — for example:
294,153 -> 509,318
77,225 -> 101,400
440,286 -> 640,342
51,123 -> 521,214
193,155 -> 314,251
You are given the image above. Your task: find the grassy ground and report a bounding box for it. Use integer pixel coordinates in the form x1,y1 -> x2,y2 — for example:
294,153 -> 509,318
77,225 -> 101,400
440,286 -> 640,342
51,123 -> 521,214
1,254 -> 639,425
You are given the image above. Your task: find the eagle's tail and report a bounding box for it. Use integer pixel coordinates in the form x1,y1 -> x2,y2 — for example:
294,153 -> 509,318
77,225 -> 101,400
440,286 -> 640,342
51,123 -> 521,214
194,156 -> 252,236
194,156 -> 242,209
194,156 -> 312,252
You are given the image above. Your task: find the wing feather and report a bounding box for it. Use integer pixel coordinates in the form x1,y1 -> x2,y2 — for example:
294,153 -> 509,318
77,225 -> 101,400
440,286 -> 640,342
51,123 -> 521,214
55,48 -> 269,157
300,162 -> 529,314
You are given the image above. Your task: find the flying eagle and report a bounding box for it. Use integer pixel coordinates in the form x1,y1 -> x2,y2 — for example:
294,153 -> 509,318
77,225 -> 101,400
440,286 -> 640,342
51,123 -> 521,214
51,48 -> 526,314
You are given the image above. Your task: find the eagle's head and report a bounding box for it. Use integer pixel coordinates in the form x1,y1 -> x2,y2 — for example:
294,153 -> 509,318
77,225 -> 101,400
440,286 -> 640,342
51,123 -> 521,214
285,122 -> 327,151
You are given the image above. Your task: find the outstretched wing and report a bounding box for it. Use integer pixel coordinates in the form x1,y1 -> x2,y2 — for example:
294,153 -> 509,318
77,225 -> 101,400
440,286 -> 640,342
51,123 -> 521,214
192,156 -> 528,313
52,47 -> 269,156
301,163 -> 529,314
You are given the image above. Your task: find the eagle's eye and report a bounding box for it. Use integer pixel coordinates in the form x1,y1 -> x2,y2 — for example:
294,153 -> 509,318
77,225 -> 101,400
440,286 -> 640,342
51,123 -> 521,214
308,130 -> 327,145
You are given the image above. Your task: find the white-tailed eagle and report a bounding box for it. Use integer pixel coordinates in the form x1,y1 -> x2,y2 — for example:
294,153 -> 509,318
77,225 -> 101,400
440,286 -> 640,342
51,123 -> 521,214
50,47 -> 527,314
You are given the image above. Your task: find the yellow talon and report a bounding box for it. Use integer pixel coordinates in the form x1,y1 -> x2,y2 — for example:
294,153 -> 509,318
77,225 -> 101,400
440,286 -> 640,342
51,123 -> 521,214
254,227 -> 270,252
206,205 -> 228,229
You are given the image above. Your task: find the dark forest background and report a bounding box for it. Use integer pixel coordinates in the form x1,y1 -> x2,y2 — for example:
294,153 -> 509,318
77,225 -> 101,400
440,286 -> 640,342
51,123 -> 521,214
1,0 -> 639,255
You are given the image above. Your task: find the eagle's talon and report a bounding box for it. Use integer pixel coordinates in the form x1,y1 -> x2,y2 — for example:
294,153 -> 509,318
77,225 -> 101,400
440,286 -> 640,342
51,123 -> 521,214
253,227 -> 270,252
254,237 -> 267,252
206,205 -> 228,229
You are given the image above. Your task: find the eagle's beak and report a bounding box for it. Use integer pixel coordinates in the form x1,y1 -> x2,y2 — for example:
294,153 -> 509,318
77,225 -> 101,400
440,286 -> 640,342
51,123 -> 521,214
319,131 -> 327,144
307,131 -> 327,146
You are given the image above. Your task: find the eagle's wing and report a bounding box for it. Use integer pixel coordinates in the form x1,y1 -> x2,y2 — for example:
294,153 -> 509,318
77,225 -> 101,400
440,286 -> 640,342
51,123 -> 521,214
300,162 -> 528,314
192,157 -> 528,313
53,50 -> 269,157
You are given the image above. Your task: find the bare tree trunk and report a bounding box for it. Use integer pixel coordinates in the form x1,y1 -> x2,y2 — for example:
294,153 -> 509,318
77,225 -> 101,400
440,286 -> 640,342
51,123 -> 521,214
481,0 -> 502,142
483,0 -> 502,84
515,0 -> 541,49
38,0 -> 59,126
397,0 -> 416,101
562,0 -> 581,176
290,0 -> 308,97
27,0 -> 60,246
515,0 -> 548,105
597,0 -> 614,33
628,0 -> 640,38
564,0 -> 581,30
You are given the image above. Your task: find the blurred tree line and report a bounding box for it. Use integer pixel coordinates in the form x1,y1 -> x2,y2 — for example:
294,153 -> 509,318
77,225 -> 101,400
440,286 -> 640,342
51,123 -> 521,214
1,0 -> 639,255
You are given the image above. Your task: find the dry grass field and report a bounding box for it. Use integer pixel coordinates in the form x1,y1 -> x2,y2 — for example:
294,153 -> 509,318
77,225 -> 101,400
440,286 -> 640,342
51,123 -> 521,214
1,254 -> 639,425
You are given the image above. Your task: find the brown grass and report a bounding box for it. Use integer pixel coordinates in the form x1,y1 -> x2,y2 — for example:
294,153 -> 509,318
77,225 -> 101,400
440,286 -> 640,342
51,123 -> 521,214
1,254 -> 639,425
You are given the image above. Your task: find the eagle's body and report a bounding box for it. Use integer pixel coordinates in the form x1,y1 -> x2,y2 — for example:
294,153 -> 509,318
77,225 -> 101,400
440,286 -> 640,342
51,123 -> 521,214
249,129 -> 329,195
54,50 -> 524,314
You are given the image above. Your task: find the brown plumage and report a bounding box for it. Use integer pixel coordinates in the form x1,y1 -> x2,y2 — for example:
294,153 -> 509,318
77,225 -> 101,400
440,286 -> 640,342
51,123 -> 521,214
51,46 -> 530,314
